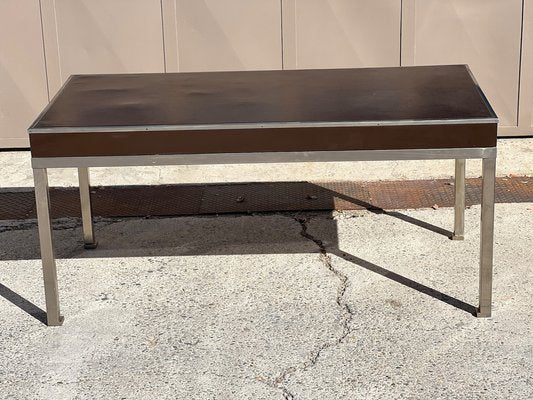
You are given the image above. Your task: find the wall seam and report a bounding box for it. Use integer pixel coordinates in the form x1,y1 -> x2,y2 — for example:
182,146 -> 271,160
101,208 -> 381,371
399,0 -> 403,66
516,0 -> 525,127
160,0 -> 167,72
38,0 -> 51,101
52,0 -> 62,88
175,1 -> 180,71
280,0 -> 284,70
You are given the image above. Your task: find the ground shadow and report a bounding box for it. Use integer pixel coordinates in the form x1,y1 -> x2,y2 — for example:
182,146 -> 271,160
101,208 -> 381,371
331,250 -> 477,315
0,283 -> 47,324
0,182 -> 476,322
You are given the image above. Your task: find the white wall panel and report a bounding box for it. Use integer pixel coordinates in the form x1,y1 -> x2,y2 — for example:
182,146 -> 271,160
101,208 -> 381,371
164,0 -> 282,72
403,0 -> 523,128
41,0 -> 165,95
282,0 -> 401,69
0,0 -> 48,147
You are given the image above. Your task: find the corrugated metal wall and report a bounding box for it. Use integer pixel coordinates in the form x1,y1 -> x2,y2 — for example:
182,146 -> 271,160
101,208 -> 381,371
1,0 -> 531,148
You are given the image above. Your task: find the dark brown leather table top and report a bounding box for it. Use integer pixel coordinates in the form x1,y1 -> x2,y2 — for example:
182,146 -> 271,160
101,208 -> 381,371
29,65 -> 497,158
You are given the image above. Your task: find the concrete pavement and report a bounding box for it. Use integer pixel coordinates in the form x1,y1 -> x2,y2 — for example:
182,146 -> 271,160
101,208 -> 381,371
0,204 -> 532,399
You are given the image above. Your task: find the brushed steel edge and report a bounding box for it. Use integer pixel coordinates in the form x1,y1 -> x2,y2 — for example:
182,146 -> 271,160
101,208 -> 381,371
31,147 -> 497,168
464,64 -> 499,121
28,118 -> 498,134
28,75 -> 75,132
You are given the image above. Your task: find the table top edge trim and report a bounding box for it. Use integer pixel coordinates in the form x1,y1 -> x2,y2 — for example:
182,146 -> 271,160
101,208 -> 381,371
28,118 -> 498,134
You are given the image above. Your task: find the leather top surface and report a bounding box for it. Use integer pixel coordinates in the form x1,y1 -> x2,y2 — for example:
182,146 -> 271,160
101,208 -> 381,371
30,65 -> 497,132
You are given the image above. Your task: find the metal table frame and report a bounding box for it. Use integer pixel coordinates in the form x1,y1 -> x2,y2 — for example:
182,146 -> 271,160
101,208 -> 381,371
31,146 -> 497,326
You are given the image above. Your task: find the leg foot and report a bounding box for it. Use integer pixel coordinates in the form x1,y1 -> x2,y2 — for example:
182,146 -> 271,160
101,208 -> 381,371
475,307 -> 491,318
47,315 -> 65,326
84,242 -> 98,250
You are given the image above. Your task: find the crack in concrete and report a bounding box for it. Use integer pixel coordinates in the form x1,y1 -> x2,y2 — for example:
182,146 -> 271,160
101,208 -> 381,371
0,221 -> 39,233
3,212 -> 355,399
257,213 -> 355,400
0,216 -> 123,235
0,218 -> 84,234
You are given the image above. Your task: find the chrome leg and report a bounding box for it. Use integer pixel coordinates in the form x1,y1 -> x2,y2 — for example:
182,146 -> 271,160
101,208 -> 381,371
476,158 -> 496,318
78,167 -> 97,249
33,168 -> 63,326
452,159 -> 465,240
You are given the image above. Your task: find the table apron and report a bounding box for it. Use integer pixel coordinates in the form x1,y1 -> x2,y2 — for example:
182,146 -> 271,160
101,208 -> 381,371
32,147 -> 497,169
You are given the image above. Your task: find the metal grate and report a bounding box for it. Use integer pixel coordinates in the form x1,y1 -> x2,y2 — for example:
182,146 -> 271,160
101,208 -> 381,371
0,177 -> 531,220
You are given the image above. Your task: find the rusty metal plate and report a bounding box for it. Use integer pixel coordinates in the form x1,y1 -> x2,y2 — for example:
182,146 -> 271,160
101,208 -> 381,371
0,177 -> 531,221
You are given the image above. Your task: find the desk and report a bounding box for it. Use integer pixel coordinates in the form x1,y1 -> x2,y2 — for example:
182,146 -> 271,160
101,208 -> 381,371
29,65 -> 498,325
